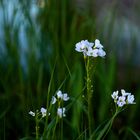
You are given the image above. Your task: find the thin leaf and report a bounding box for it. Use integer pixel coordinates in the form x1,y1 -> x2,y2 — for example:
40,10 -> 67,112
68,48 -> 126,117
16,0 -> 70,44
127,127 -> 140,140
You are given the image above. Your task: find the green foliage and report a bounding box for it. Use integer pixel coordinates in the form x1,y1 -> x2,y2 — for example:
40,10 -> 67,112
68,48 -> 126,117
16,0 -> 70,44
0,0 -> 140,140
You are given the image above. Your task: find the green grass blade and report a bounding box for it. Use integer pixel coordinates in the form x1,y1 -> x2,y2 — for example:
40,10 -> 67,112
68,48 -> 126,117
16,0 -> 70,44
96,119 -> 112,140
127,127 -> 140,140
89,119 -> 109,140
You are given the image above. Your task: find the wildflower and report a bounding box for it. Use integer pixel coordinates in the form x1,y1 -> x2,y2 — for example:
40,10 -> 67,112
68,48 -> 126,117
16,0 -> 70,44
94,39 -> 106,57
75,40 -> 94,56
75,39 -> 106,57
56,90 -> 70,101
121,89 -> 131,96
87,48 -> 98,57
51,90 -> 70,105
127,95 -> 135,104
29,111 -> 35,117
111,91 -> 118,102
111,89 -> 136,107
62,93 -> 70,101
40,107 -> 47,117
57,90 -> 63,99
57,107 -> 66,118
97,48 -> 106,57
117,96 -> 126,107
51,96 -> 57,104
94,39 -> 104,49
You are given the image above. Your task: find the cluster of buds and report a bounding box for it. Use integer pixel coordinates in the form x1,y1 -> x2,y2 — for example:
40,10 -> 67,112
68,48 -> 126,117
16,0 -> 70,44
75,39 -> 106,57
111,89 -> 136,107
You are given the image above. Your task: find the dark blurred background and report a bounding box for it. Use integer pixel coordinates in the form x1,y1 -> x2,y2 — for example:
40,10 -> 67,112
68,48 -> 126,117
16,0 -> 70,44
0,0 -> 140,139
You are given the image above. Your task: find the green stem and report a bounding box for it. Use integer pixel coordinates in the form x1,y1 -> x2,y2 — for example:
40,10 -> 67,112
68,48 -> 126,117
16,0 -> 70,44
52,100 -> 61,140
86,57 -> 94,136
35,114 -> 39,140
42,104 -> 53,139
52,117 -> 59,140
60,118 -> 63,140
42,115 -> 49,139
102,108 -> 120,140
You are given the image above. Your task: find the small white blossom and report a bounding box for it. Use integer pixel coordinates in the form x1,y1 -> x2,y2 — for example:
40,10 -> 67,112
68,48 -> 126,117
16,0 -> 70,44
75,40 -> 94,56
127,95 -> 135,104
117,96 -> 126,107
41,107 -> 47,117
29,111 -> 35,117
121,89 -> 131,96
94,39 -> 104,49
112,89 -> 136,107
63,93 -> 70,101
97,49 -> 106,57
57,107 -> 66,118
56,90 -> 70,101
51,96 -> 57,104
87,48 -> 98,57
111,91 -> 118,102
57,90 -> 63,99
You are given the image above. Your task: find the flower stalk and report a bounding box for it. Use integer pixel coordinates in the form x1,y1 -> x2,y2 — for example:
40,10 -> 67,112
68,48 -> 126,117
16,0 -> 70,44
35,111 -> 39,140
86,57 -> 94,136
75,39 -> 106,137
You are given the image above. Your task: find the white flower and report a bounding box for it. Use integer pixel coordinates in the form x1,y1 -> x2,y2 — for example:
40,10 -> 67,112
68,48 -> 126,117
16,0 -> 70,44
117,96 -> 126,107
97,49 -> 106,57
51,96 -> 57,104
112,89 -> 136,107
75,39 -> 106,58
87,48 -> 98,57
29,111 -> 35,117
121,89 -> 131,96
56,90 -> 70,101
63,93 -> 70,101
111,91 -> 118,101
75,40 -> 94,55
94,39 -> 106,57
57,90 -> 63,99
41,107 -> 47,117
57,107 -> 66,118
127,95 -> 135,104
75,42 -> 85,52
94,39 -> 104,49
80,40 -> 94,48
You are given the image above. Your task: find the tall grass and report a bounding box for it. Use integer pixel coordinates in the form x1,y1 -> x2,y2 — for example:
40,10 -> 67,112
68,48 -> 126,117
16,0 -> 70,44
0,0 -> 140,139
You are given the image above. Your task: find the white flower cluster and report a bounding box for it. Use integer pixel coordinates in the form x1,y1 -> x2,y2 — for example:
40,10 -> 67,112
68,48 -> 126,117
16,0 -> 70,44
51,90 -> 70,104
29,107 -> 49,117
111,89 -> 136,107
51,90 -> 69,118
75,39 -> 106,57
29,90 -> 70,119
